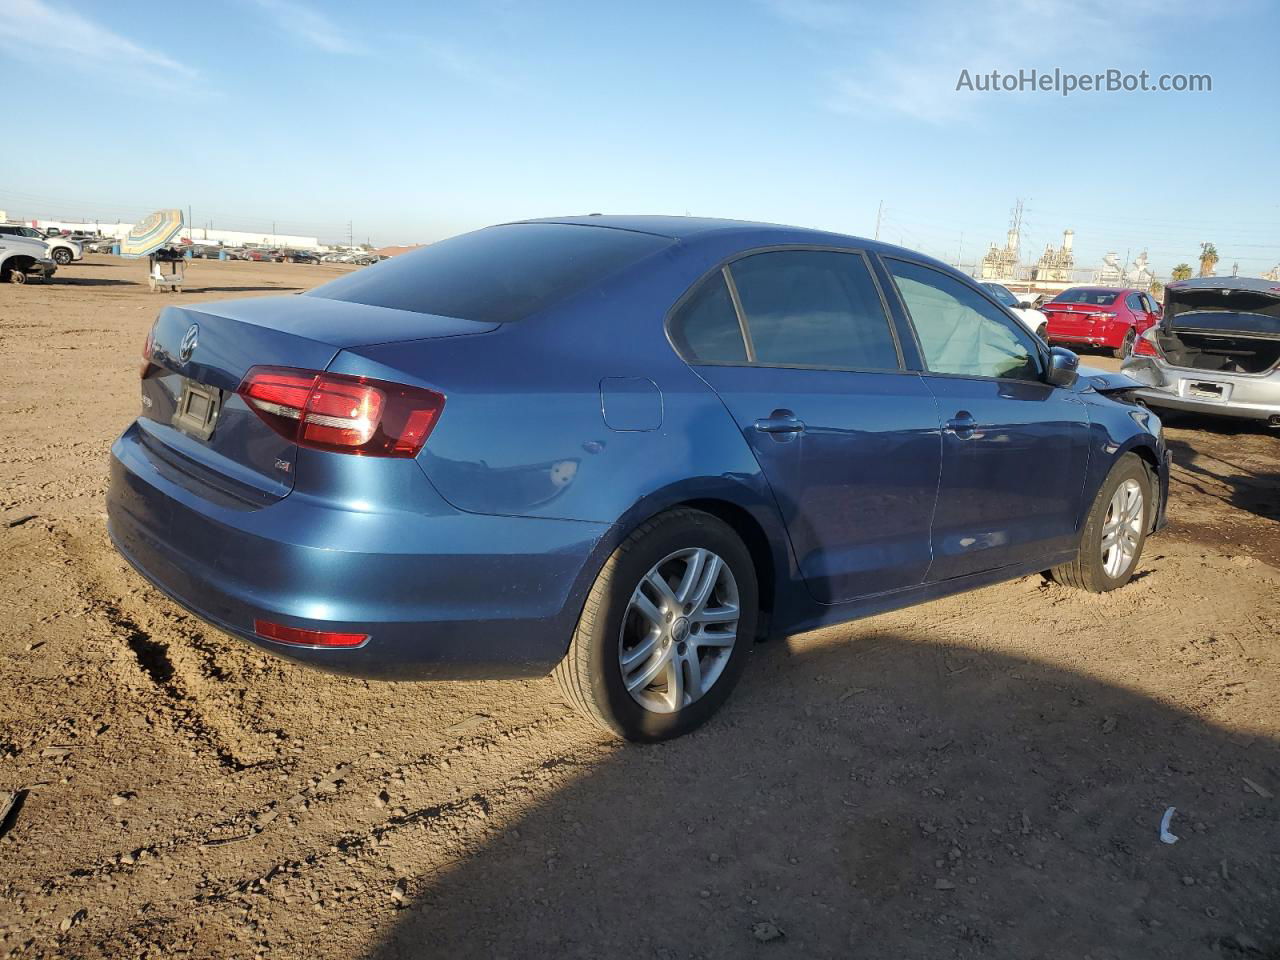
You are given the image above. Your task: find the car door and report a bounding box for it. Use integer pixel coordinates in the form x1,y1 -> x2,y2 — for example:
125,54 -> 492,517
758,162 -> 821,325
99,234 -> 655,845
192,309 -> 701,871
669,248 -> 942,604
880,257 -> 1091,581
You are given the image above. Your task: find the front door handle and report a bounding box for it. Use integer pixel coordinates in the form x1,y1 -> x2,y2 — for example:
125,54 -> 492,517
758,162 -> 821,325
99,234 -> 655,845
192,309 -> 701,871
944,411 -> 979,438
753,413 -> 806,435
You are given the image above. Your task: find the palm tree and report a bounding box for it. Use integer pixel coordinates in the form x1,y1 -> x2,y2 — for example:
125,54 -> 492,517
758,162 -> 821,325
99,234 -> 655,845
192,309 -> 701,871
1171,263 -> 1193,281
1148,279 -> 1164,301
1199,243 -> 1219,277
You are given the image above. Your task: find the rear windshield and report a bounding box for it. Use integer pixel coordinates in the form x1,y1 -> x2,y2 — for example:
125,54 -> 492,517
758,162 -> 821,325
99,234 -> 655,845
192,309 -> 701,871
307,223 -> 672,323
1050,288 -> 1119,306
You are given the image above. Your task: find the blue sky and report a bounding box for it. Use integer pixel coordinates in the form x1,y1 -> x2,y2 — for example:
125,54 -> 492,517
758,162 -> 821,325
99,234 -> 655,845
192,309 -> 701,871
2,0 -> 1277,275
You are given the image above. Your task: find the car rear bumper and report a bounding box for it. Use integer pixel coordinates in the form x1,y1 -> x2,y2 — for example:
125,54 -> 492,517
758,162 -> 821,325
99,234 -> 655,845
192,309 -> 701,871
1131,388 -> 1280,422
1121,358 -> 1280,423
107,422 -> 611,680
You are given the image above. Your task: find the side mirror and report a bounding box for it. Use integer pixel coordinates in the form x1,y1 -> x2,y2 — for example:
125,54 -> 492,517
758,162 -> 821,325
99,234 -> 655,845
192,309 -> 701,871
1045,346 -> 1079,388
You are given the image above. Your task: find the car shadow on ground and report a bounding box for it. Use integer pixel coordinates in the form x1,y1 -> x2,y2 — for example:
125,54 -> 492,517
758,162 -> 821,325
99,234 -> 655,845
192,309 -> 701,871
1165,421 -> 1279,523
45,277 -> 136,286
182,285 -> 304,293
368,630 -> 1279,960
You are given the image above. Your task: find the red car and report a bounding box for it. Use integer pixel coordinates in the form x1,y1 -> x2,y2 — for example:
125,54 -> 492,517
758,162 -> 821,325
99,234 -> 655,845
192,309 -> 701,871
1043,287 -> 1162,358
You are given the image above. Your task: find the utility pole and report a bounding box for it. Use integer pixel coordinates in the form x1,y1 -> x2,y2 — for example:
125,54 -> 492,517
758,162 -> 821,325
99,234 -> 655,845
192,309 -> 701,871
347,221 -> 354,249
874,200 -> 883,241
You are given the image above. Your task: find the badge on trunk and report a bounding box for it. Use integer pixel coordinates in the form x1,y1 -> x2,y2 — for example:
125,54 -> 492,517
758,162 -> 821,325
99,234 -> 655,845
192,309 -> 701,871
180,323 -> 200,362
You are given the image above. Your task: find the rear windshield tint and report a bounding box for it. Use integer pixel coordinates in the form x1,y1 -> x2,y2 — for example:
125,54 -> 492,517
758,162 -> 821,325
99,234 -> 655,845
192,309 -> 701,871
306,223 -> 672,323
1050,288 -> 1119,306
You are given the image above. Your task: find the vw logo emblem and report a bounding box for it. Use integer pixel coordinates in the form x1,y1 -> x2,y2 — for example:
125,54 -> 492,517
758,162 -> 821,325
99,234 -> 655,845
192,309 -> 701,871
179,323 -> 199,363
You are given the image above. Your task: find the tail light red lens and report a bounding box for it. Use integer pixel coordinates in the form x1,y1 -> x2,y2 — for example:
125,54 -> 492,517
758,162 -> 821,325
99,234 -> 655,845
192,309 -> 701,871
254,619 -> 368,648
238,366 -> 444,457
1132,328 -> 1161,358
140,329 -> 156,378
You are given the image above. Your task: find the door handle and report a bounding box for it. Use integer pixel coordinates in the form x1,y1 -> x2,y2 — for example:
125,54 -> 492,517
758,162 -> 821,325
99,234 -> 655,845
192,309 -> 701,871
944,411 -> 979,438
753,414 -> 806,435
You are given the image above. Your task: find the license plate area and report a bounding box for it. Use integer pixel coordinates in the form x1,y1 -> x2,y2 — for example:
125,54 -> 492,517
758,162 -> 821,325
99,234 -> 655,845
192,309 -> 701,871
1186,380 -> 1228,402
172,379 -> 223,440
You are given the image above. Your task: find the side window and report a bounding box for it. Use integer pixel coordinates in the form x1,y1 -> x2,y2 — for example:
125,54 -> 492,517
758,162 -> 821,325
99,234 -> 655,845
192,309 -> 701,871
886,259 -> 1043,381
1126,293 -> 1144,313
727,250 -> 899,369
668,270 -> 747,363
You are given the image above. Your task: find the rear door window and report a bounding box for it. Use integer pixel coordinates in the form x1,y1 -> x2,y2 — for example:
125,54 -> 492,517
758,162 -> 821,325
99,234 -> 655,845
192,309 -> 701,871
726,250 -> 900,370
886,259 -> 1042,381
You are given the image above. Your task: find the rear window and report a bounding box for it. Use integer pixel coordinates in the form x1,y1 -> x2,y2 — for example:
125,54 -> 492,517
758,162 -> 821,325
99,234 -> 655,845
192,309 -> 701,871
1050,288 -> 1119,306
307,223 -> 672,323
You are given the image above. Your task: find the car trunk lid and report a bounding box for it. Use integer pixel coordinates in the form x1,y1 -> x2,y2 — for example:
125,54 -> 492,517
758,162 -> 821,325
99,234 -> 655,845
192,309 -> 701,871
1157,282 -> 1280,375
1044,301 -> 1115,337
139,296 -> 497,503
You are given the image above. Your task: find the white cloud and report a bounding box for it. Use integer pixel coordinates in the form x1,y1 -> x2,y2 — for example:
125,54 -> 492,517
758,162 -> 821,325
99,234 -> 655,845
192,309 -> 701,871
768,0 -> 1213,124
0,0 -> 196,81
249,0 -> 366,55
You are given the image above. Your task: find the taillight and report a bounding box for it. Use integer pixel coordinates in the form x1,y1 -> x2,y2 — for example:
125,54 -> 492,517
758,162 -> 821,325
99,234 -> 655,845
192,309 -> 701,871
140,329 -> 156,378
254,619 -> 367,648
1132,328 -> 1161,357
237,366 -> 444,458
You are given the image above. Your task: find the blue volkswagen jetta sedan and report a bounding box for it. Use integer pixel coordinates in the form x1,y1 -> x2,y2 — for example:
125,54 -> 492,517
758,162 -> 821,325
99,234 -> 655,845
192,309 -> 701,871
107,216 -> 1169,741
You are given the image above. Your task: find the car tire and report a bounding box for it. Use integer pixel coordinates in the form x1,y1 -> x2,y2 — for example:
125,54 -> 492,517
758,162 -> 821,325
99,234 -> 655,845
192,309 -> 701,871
1049,454 -> 1152,593
1114,328 -> 1135,359
52,248 -> 72,265
8,267 -> 27,285
554,508 -> 758,742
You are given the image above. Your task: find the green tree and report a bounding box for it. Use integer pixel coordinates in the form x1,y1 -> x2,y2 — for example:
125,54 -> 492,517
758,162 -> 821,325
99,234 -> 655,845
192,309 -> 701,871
1148,279 -> 1164,301
1171,263 -> 1193,282
1198,243 -> 1219,277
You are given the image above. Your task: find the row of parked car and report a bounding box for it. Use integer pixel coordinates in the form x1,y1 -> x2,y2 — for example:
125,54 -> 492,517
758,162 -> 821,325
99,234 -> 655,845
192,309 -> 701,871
184,245 -> 386,265
981,279 -> 1279,424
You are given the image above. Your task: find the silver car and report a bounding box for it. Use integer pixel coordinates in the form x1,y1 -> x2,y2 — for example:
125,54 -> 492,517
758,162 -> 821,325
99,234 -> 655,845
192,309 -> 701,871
1122,276 -> 1280,427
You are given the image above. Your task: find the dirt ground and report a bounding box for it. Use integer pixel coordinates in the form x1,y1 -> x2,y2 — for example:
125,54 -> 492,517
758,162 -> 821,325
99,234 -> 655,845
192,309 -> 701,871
1,256 -> 1278,960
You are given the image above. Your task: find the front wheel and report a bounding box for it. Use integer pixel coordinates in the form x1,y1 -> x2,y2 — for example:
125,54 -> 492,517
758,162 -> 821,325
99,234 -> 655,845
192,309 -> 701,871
52,248 -> 72,265
1049,454 -> 1151,593
555,508 -> 757,742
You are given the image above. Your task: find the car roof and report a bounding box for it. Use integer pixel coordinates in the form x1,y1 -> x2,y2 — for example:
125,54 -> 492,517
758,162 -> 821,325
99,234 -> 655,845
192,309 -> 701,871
505,214 -> 950,267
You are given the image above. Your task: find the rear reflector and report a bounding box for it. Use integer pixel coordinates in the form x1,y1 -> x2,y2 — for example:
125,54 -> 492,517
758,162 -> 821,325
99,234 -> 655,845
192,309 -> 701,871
238,366 -> 444,457
254,619 -> 368,648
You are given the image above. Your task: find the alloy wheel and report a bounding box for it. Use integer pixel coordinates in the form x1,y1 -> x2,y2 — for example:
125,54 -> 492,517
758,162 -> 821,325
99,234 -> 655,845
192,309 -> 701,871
1101,478 -> 1144,578
618,547 -> 739,714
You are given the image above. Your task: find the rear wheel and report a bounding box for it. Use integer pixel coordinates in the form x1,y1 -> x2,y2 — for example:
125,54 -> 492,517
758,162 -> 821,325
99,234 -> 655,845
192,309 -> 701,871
1050,454 -> 1151,593
554,508 -> 757,742
1114,327 -> 1136,358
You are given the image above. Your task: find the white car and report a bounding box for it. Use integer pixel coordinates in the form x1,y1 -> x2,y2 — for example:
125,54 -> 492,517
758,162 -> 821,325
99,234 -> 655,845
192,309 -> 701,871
0,231 -> 57,283
0,224 -> 82,265
982,282 -> 1049,339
